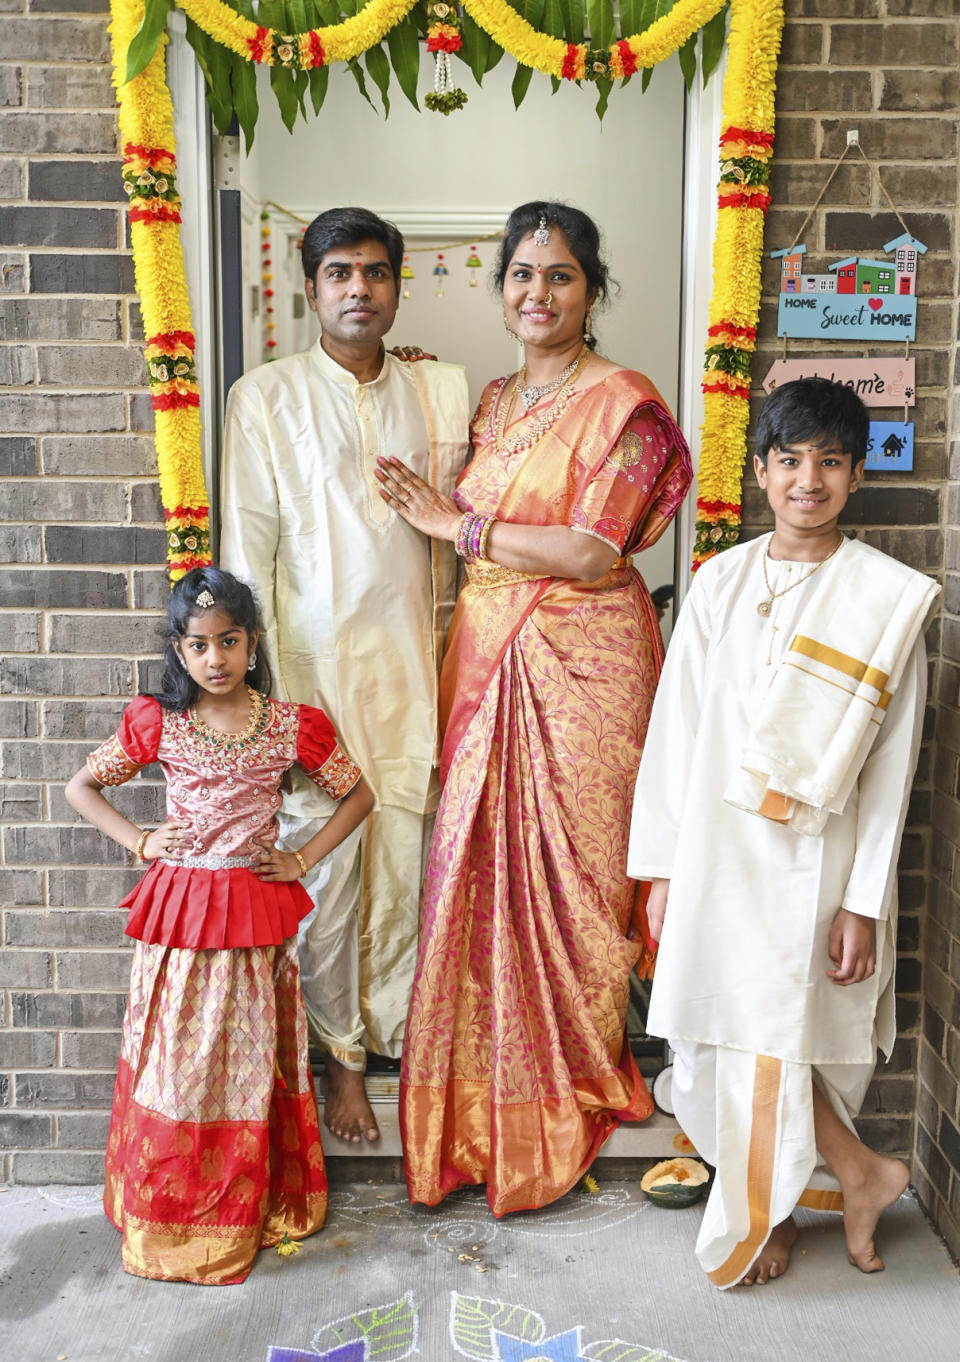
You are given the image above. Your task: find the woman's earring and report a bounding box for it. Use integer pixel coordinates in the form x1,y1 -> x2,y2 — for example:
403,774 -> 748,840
583,306 -> 594,344
503,309 -> 516,338
247,653 -> 257,672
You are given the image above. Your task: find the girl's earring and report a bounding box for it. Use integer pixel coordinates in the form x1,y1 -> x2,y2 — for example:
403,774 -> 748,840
583,306 -> 594,344
247,653 -> 257,672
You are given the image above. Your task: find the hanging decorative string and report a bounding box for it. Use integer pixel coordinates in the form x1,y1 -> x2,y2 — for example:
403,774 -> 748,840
261,208 -> 277,358
425,0 -> 468,113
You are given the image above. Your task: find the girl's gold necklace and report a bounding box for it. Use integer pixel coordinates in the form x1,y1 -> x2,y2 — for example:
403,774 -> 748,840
188,685 -> 266,751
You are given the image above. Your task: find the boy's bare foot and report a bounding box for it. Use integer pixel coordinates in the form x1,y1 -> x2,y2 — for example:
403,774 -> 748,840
739,1217 -> 798,1285
843,1155 -> 910,1273
320,1055 -> 380,1144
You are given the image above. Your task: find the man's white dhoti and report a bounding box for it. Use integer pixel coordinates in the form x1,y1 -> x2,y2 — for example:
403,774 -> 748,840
278,806 -> 433,1067
221,342 -> 468,1064
629,535 -> 928,1287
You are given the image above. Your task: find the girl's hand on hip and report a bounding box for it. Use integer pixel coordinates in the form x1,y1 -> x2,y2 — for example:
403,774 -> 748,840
374,456 -> 461,540
251,839 -> 303,883
142,821 -> 190,860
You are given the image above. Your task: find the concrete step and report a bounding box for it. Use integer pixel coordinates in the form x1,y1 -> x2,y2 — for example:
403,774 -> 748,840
319,1075 -> 683,1162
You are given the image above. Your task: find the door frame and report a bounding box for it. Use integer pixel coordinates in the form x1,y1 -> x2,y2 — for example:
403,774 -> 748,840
168,20 -> 727,589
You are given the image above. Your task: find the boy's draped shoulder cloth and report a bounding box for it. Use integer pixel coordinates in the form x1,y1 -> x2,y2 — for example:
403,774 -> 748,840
725,535 -> 939,835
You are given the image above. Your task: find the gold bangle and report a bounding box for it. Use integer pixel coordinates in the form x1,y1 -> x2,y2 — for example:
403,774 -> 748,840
293,850 -> 308,878
135,829 -> 150,862
478,517 -> 495,561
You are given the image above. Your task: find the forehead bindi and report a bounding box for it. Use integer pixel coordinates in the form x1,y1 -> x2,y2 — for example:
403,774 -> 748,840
320,240 -> 390,273
777,440 -> 844,457
509,255 -> 581,276
184,609 -> 243,640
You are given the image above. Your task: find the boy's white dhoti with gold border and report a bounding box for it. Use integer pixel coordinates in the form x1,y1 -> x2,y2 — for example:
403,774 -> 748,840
629,535 -> 932,1287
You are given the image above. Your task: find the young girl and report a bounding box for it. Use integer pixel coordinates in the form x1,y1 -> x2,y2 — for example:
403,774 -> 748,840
65,567 -> 374,1285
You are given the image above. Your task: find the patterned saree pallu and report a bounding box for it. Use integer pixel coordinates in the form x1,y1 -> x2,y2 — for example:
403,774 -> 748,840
104,938 -> 326,1284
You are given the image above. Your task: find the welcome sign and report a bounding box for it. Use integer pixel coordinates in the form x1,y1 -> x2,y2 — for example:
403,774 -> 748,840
776,293 -> 917,341
762,358 -> 915,405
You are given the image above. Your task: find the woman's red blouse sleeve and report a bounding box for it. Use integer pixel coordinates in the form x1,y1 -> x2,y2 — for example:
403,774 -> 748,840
87,695 -> 162,786
570,405 -> 691,555
296,705 -> 362,800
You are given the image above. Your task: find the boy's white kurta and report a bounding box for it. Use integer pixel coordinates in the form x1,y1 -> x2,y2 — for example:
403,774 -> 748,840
220,342 -> 468,1064
628,534 -> 927,1288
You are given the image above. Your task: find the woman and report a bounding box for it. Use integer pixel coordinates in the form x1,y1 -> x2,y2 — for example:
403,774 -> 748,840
376,202 -> 692,1215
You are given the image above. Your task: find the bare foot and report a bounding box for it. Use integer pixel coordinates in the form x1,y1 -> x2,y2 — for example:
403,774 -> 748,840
320,1055 -> 380,1144
739,1217 -> 798,1285
843,1155 -> 909,1273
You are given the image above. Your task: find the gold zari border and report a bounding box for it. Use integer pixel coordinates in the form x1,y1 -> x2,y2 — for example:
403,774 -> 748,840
789,635 -> 891,706
707,1054 -> 781,1287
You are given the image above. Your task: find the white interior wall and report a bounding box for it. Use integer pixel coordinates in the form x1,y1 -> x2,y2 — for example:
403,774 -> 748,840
227,55 -> 687,605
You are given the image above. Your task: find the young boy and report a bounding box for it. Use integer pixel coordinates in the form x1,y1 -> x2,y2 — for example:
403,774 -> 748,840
629,378 -> 938,1289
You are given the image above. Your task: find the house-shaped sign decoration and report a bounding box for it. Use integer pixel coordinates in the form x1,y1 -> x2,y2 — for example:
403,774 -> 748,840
865,420 -> 914,472
773,234 -> 926,341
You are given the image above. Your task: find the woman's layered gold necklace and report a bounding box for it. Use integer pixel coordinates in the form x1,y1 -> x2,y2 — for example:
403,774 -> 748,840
494,344 -> 590,459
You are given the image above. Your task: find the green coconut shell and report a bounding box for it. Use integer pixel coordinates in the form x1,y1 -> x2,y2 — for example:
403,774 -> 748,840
640,1157 -> 710,1207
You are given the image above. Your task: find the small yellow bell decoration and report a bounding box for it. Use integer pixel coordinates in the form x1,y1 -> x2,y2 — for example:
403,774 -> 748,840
465,245 -> 482,287
401,253 -> 415,299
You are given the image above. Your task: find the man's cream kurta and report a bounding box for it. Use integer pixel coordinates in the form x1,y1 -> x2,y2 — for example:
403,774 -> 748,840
220,341 -> 468,1061
628,535 -> 927,1286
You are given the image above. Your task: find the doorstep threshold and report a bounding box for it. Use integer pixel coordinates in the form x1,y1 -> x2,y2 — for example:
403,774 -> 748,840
319,1080 -> 682,1161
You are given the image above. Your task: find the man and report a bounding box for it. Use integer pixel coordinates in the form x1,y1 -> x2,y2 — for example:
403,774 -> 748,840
220,207 -> 469,1142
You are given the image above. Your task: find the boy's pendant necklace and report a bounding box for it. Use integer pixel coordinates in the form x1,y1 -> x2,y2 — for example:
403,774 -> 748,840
757,534 -> 844,617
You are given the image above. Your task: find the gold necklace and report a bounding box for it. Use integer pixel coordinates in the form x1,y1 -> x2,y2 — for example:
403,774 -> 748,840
187,685 -> 266,750
493,349 -> 591,459
757,535 -> 844,617
517,344 -> 589,411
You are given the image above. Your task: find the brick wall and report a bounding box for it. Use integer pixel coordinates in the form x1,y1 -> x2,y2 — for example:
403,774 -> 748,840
919,2 -> 960,1261
2,0 -> 960,1230
740,1 -> 960,1258
0,0 -> 166,1180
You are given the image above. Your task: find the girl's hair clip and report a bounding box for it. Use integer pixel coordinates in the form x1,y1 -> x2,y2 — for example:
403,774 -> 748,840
195,589 -> 215,608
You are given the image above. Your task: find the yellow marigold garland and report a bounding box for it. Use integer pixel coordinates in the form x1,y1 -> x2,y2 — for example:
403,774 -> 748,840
171,0 -> 726,83
111,0 -> 211,580
175,0 -> 418,66
462,0 -> 725,79
111,0 -> 784,581
695,0 -> 784,568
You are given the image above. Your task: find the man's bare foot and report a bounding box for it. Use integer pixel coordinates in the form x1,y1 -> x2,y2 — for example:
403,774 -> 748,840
320,1055 -> 380,1144
739,1217 -> 798,1285
843,1155 -> 909,1273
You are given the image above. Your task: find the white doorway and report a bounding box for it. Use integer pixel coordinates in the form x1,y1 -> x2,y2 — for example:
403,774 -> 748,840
168,21 -> 725,598
212,54 -> 692,611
